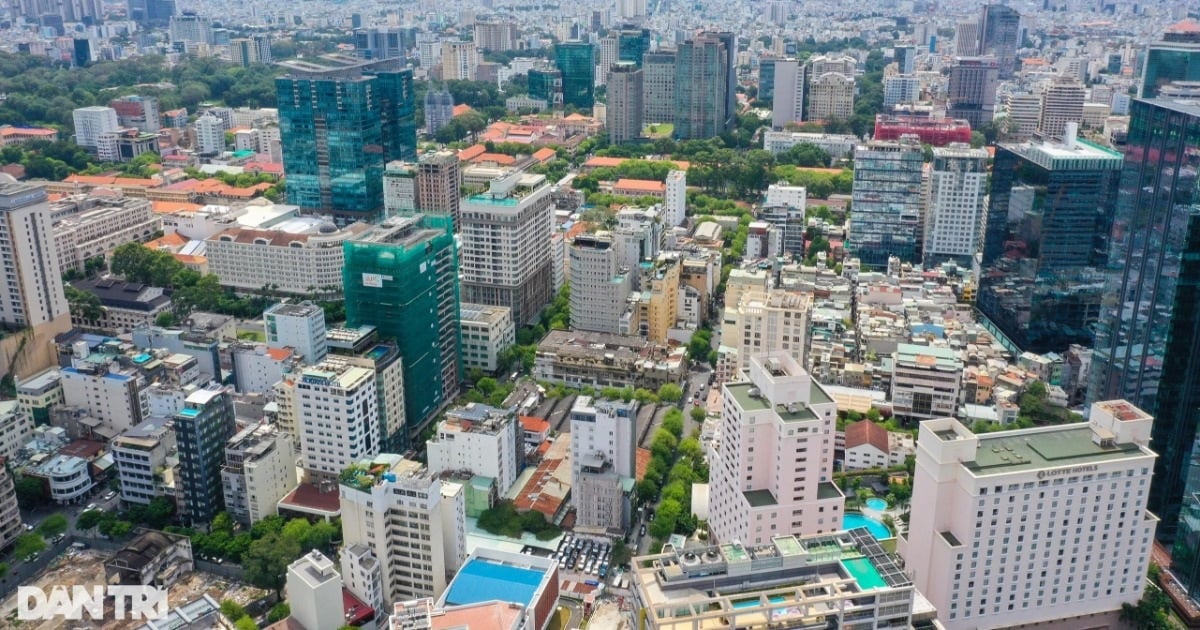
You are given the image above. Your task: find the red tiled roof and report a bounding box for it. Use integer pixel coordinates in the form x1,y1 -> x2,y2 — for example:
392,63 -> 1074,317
472,152 -> 517,165
531,147 -> 556,163
844,420 -> 890,454
279,483 -> 341,513
452,104 -> 475,117
614,178 -> 666,194
457,144 -> 487,162
520,416 -> 550,433
635,447 -> 651,481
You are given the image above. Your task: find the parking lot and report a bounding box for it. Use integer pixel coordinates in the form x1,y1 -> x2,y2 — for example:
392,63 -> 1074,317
551,534 -> 613,583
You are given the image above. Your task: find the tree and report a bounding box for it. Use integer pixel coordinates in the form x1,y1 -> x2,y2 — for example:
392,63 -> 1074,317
267,602 -> 291,623
76,509 -> 105,530
37,513 -> 68,537
235,618 -> 258,630
650,499 -> 682,538
243,532 -> 301,595
14,475 -> 47,509
657,383 -> 684,404
14,533 -> 46,559
220,600 -> 247,622
155,311 -> 175,327
690,406 -> 707,422
661,411 -> 684,438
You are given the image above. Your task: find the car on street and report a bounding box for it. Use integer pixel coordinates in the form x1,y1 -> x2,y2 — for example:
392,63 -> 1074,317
639,524 -> 647,537
104,491 -> 117,500
85,503 -> 98,511
23,524 -> 33,531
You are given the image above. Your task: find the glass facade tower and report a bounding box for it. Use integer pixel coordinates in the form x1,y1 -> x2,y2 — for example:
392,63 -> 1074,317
617,26 -> 650,67
1140,21 -> 1200,98
1089,98 -> 1200,546
674,33 -> 734,140
846,138 -> 925,267
554,41 -> 595,109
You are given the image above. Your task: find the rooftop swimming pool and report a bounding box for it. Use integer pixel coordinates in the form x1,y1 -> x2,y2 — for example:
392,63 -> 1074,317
843,513 -> 892,540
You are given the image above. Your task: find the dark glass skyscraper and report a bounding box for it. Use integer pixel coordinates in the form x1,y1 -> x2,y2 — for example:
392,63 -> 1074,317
554,41 -> 595,109
528,65 -> 564,107
978,134 -> 1122,353
175,386 -> 236,526
846,138 -> 925,267
979,3 -> 1020,79
674,32 -> 735,139
276,56 -> 416,223
1090,97 -> 1200,545
616,26 -> 650,67
1140,21 -> 1200,98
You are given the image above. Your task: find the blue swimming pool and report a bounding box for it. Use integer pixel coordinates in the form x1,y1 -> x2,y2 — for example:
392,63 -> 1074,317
865,497 -> 889,511
843,513 -> 892,540
732,595 -> 786,609
445,558 -> 546,607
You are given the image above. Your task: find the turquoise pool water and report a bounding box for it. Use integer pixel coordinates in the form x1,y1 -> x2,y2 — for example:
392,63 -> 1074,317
842,557 -> 887,589
732,595 -> 786,609
865,497 -> 888,511
843,513 -> 892,540
445,558 -> 545,607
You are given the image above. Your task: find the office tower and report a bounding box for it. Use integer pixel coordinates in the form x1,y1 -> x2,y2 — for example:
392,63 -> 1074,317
221,423 -> 294,525
426,403 -> 521,493
175,386 -> 236,525
344,215 -> 460,444
979,4 -> 1021,78
902,401 -> 1157,630
383,162 -> 416,215
569,233 -> 632,334
847,138 -> 924,267
293,359 -> 380,481
424,88 -> 454,136
894,45 -> 916,74
417,32 -> 441,68
1089,97 -> 1200,544
923,144 -> 989,267
675,33 -> 733,139
722,290 -> 811,374
1003,91 -> 1042,140
340,457 -> 466,606
606,62 -> 643,145
528,65 -> 564,108
806,71 -> 855,122
617,26 -> 650,67
0,179 -> 69,334
890,344 -> 963,422
883,75 -> 920,107
663,170 -> 686,227
709,353 -> 841,545
72,106 -> 118,149
598,36 -> 619,87
1140,20 -> 1200,98
231,35 -> 271,67
642,49 -> 676,124
955,20 -> 980,56
413,151 -> 461,230
808,54 -> 856,76
555,41 -> 596,109
264,301 -> 327,363
616,0 -> 645,19
109,95 -> 159,133
194,112 -> 224,156
473,19 -> 516,52
459,171 -> 553,326
1037,77 -> 1085,140
127,0 -> 174,26
758,57 -> 779,103
287,551 -> 344,630
355,27 -> 410,61
947,56 -> 999,130
570,396 -> 638,531
169,12 -> 212,45
770,58 -> 803,127
72,38 -> 94,68
277,57 -> 416,223
979,129 -> 1121,353
440,41 -> 478,81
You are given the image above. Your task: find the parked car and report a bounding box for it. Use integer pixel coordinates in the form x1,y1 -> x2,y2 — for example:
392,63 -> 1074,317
639,524 -> 647,537
84,503 -> 97,511
104,491 -> 117,501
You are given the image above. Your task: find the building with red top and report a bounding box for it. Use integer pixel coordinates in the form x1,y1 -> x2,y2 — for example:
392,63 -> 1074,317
873,115 -> 972,146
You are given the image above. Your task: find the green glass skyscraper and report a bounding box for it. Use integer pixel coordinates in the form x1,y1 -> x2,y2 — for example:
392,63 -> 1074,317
528,65 -> 564,107
674,32 -> 735,139
617,26 -> 650,67
343,215 -> 461,447
1140,20 -> 1200,98
276,56 -> 416,223
555,41 -> 596,109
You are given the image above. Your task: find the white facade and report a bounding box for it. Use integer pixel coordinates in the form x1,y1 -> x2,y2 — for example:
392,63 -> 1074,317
709,352 -> 842,546
72,106 -> 119,148
458,303 -> 515,373
231,344 -> 292,394
0,180 -> 70,329
771,58 -> 804,128
383,161 -> 417,216
264,301 -> 327,364
883,75 -> 921,106
806,72 -> 856,122
221,423 -> 295,525
112,418 -> 176,505
287,551 -> 344,630
339,457 -> 466,607
569,232 -> 632,335
61,362 -> 146,434
51,194 -> 160,274
294,361 -> 380,481
764,184 -> 807,210
340,544 -> 386,616
663,170 -> 686,227
891,343 -> 963,422
722,289 -> 811,377
763,131 -> 857,159
0,401 -> 33,462
36,455 -> 93,504
570,396 -> 639,480
441,41 -> 478,81
923,144 -> 989,265
194,113 -> 225,156
426,403 -> 521,493
205,221 -> 369,295
901,401 -> 1159,630
1037,78 -> 1085,141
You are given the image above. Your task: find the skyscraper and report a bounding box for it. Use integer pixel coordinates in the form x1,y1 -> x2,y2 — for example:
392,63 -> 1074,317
555,41 -> 596,109
169,12 -> 213,46
528,65 -> 564,108
770,58 -> 803,128
606,62 -> 643,145
424,88 -> 455,136
174,385 -> 236,525
642,49 -> 676,124
276,56 -> 416,223
71,106 -> 118,149
0,178 -> 69,334
978,4 -> 1021,79
947,56 -> 999,130
1089,97 -> 1200,543
569,233 -> 631,334
231,35 -> 272,67
440,41 -> 478,81
979,129 -> 1122,353
570,396 -> 638,531
415,151 -> 461,230
674,33 -> 733,139
923,144 -> 989,267
109,95 -> 159,133
1037,77 -> 1085,140
1140,20 -> 1200,98
847,138 -> 925,267
616,26 -> 650,67
343,215 -> 460,444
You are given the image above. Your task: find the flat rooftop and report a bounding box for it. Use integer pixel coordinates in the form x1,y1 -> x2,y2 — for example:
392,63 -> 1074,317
966,424 -> 1147,474
444,557 -> 547,609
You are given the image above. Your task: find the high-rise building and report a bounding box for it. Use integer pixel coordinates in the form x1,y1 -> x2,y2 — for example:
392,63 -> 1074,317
113,419 -> 175,506
642,49 -> 676,124
277,56 -> 416,223
663,170 -> 686,227
709,353 -> 841,545
616,26 -> 650,67
459,171 -> 554,326
423,88 -> 454,136
230,34 -> 272,67
354,27 -> 414,61
721,290 -> 811,375
109,95 -> 159,133
770,58 -> 803,127
606,62 -> 643,145
294,359 -> 380,482
440,41 -> 478,81
806,71 -> 855,122
528,65 -> 564,108
1140,20 -> 1200,98
415,151 -> 461,230
169,12 -> 213,45
194,112 -> 225,156
71,106 -> 118,149
127,0 -> 175,27
264,301 -> 328,364
1037,77 -> 1085,140
0,461 -> 22,553
955,20 -> 981,57
847,138 -> 925,267
616,0 -> 645,19
947,56 -> 999,130
979,130 -> 1122,353
883,75 -> 920,107
340,457 -> 466,607
674,33 -> 734,139
344,215 -> 460,444
382,161 -> 417,216
426,403 -> 521,493
894,45 -> 916,74
555,41 -> 596,109
978,4 -> 1021,78
890,344 -> 963,422
902,401 -> 1157,629
221,423 -> 294,525
569,233 -> 632,334
923,144 -> 989,267
175,385 -> 236,525
0,179 -> 69,334
1089,97 -> 1200,544
1002,91 -> 1042,140
473,19 -> 517,52
758,57 -> 779,103
570,396 -> 638,532
597,35 -> 619,87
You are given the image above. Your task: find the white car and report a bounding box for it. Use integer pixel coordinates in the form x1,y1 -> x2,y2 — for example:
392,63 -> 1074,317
85,503 -> 98,511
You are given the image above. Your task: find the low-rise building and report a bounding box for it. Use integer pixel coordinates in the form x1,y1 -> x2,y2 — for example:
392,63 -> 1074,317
221,423 -> 294,525
32,454 -> 94,505
69,279 -> 172,333
534,329 -> 687,390
842,420 -> 915,471
16,368 -> 63,427
458,303 -> 516,374
0,401 -> 34,462
890,343 -> 963,422
204,219 -> 371,295
51,193 -> 160,274
112,418 -> 177,506
104,530 -> 194,588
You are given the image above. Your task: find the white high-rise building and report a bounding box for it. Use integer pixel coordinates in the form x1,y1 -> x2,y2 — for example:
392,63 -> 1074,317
570,397 -> 638,532
71,106 -> 118,150
883,75 -> 921,106
264,301 -> 328,364
0,179 -> 70,332
606,62 -> 643,145
598,35 -> 619,87
923,144 -> 989,267
709,352 -> 842,545
195,112 -> 225,156
721,290 -> 811,376
440,41 -> 478,81
221,423 -> 295,525
569,232 -> 632,334
112,419 -> 176,505
294,360 -> 380,482
340,456 -> 466,607
286,551 -> 344,630
382,161 -> 417,215
901,400 -> 1159,630
806,72 -> 856,122
1037,77 -> 1086,141
426,403 -> 521,494
663,170 -> 686,227
764,183 -> 806,210
770,58 -> 803,128
617,0 -> 646,19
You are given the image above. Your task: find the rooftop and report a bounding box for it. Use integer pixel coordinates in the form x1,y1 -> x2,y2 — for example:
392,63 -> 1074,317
965,423 -> 1149,474
265,302 -> 323,318
443,556 -> 548,609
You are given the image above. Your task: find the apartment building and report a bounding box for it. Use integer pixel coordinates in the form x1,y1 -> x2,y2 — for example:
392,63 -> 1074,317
112,417 -> 176,505
288,360 -> 380,482
458,304 -> 515,374
569,232 -> 632,335
891,344 -> 963,423
722,290 -> 811,378
923,144 -> 989,267
426,403 -> 521,494
221,423 -> 293,525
